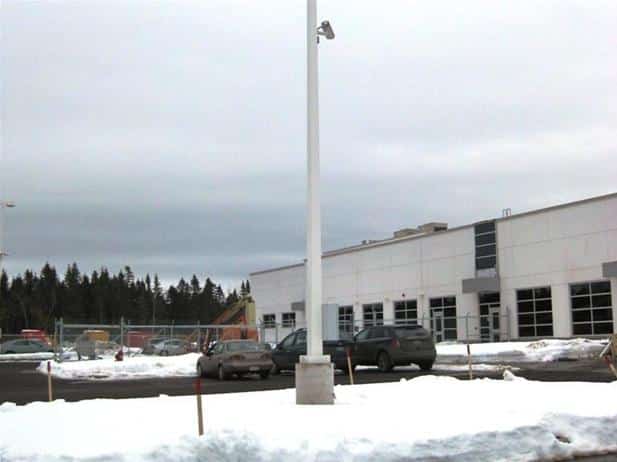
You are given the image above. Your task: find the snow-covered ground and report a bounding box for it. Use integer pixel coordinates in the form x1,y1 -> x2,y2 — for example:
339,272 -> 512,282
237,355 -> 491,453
1,373 -> 616,461
0,352 -> 56,362
436,338 -> 608,363
39,353 -> 201,380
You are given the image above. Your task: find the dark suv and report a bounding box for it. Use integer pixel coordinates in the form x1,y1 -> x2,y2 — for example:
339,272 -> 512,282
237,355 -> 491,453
271,329 -> 351,374
352,325 -> 436,372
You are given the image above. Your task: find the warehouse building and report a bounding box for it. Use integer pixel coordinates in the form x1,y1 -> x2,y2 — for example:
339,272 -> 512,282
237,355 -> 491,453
249,193 -> 617,343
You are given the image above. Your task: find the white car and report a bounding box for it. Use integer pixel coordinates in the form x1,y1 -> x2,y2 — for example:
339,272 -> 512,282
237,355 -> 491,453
152,339 -> 188,356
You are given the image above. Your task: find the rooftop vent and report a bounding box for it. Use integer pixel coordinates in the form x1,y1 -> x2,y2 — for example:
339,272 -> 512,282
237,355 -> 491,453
394,222 -> 448,238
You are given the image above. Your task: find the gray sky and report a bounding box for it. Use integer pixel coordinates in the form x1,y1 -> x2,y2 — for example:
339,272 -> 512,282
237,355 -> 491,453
1,0 -> 616,290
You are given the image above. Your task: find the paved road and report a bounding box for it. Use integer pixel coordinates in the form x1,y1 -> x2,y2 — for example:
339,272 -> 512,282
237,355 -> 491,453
1,359 -> 614,405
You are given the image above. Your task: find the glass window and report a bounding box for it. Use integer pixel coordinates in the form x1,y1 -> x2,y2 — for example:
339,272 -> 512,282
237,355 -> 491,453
282,312 -> 296,328
476,244 -> 497,258
476,256 -> 497,270
363,303 -> 384,327
355,328 -> 370,341
394,299 -> 417,325
475,221 -> 495,234
516,286 -> 553,338
338,305 -> 354,339
263,314 -> 276,328
280,333 -> 296,349
570,281 -> 613,336
295,330 -> 307,344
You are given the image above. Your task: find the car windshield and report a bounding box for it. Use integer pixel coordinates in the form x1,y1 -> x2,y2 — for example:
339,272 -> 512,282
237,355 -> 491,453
226,341 -> 265,352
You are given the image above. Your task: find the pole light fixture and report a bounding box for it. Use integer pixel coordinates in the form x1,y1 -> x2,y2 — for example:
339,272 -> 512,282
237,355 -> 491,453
317,20 -> 335,40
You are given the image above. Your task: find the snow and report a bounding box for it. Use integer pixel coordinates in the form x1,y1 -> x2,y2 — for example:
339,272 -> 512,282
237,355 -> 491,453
358,363 -> 519,372
437,338 -> 608,363
0,352 -> 55,362
38,353 -> 200,380
1,373 -> 616,461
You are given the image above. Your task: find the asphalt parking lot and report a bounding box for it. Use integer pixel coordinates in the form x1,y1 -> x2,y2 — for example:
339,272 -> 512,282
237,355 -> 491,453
0,358 -> 614,405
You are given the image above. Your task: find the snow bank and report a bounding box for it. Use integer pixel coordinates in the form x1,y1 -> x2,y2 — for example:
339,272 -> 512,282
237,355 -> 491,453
38,353 -> 200,380
1,374 -> 616,461
437,338 -> 608,363
0,352 -> 55,362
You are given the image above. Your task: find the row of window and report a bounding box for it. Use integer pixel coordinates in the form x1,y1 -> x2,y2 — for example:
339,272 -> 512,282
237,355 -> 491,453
516,280 -> 613,337
262,280 -> 614,339
262,312 -> 296,329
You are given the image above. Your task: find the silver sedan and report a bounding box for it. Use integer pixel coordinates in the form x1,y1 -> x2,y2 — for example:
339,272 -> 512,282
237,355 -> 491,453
196,340 -> 273,380
1,339 -> 52,354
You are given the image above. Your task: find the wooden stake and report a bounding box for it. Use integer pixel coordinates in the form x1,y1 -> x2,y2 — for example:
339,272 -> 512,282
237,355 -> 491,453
466,343 -> 473,380
195,377 -> 204,436
346,347 -> 354,385
47,361 -> 53,402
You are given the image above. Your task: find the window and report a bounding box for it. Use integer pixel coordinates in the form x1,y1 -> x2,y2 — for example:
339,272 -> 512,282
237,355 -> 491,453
474,221 -> 497,271
282,312 -> 296,328
570,281 -> 613,335
517,287 -> 553,337
363,303 -> 384,327
262,314 -> 276,329
338,305 -> 354,339
295,330 -> 307,344
429,296 -> 457,341
355,328 -> 370,341
280,333 -> 296,348
212,343 -> 224,355
370,327 -> 388,338
394,299 -> 417,325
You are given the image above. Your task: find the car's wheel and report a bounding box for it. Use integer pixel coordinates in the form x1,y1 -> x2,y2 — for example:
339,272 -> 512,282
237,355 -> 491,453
259,370 -> 270,380
160,350 -> 168,356
271,363 -> 281,375
5,351 -> 15,354
196,362 -> 206,378
218,365 -> 228,381
377,351 -> 393,372
418,361 -> 434,371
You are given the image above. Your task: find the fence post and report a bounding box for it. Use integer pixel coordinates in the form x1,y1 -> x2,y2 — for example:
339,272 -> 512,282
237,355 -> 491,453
506,306 -> 511,341
58,318 -> 64,363
171,320 -> 174,339
465,313 -> 470,342
47,361 -> 53,401
120,316 -> 125,352
275,323 -> 279,344
195,377 -> 204,436
197,321 -> 201,352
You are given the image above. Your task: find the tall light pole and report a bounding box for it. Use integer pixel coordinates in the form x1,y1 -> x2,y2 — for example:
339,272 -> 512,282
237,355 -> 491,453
296,0 -> 335,405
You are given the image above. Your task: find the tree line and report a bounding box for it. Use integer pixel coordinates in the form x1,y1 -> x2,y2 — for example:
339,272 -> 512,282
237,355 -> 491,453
0,262 -> 251,333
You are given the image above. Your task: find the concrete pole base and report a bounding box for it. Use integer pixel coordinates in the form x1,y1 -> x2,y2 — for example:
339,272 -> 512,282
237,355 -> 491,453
295,355 -> 334,405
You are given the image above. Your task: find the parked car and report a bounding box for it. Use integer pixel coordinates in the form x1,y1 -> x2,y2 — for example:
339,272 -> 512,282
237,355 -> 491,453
352,324 -> 436,372
152,339 -> 189,356
271,329 -> 352,374
142,337 -> 171,355
74,333 -> 97,360
196,340 -> 272,380
0,339 -> 53,354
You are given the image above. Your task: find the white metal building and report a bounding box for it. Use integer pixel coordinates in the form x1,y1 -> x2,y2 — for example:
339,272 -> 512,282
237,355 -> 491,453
250,193 -> 617,343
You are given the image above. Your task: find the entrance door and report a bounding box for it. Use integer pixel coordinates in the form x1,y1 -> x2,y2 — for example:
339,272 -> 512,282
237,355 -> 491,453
489,306 -> 500,342
479,292 -> 501,342
432,311 -> 444,343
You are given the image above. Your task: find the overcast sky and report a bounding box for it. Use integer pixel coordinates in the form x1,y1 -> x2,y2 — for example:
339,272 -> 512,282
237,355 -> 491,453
1,0 -> 616,290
